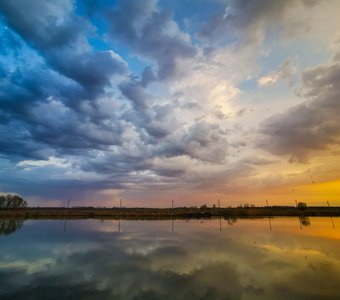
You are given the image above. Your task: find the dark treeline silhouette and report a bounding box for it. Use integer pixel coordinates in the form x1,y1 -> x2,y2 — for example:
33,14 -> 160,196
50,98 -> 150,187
1,205 -> 340,220
1,195 -> 340,220
0,194 -> 27,209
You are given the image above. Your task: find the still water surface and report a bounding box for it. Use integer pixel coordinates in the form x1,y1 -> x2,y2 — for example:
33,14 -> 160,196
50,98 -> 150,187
1,217 -> 340,299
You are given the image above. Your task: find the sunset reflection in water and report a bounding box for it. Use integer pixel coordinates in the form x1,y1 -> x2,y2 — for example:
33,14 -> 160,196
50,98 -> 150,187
0,217 -> 339,300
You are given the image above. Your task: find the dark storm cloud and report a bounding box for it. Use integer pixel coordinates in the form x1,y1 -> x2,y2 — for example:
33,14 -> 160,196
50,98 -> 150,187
49,49 -> 127,94
0,0 -> 127,95
0,60 -> 123,160
1,0 -> 201,172
0,64 -> 65,160
136,120 -> 228,165
199,0 -> 322,46
1,0 -> 227,182
120,78 -> 150,110
259,61 -> 340,162
108,0 -> 197,82
80,151 -> 150,176
0,0 -> 129,162
0,60 -> 79,117
0,126 -> 48,160
146,160 -> 188,178
180,121 -> 228,163
28,120 -> 123,152
74,120 -> 229,187
0,0 -> 236,205
119,76 -> 180,141
0,1 -> 80,50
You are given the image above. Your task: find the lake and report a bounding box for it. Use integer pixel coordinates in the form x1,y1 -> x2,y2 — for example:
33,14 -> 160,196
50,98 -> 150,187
1,217 -> 340,299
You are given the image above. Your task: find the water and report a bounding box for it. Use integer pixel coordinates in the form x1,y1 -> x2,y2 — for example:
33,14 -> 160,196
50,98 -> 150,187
1,217 -> 340,299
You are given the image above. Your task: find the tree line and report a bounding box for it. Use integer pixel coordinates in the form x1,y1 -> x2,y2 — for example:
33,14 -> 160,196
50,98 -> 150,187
0,194 -> 27,209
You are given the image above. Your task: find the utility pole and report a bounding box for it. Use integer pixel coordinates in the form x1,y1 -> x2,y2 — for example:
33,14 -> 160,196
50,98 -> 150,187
67,198 -> 70,208
120,198 -> 122,208
172,199 -> 174,209
218,199 -> 221,209
266,200 -> 269,207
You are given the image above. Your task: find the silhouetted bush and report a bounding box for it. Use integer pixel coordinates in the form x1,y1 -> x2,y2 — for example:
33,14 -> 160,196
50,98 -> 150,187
297,202 -> 307,210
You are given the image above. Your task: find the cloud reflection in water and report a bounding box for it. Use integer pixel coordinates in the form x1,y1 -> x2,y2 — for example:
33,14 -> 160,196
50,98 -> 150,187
0,218 -> 340,299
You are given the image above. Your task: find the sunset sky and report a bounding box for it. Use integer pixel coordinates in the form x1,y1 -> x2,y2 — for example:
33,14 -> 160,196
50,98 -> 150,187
0,0 -> 339,207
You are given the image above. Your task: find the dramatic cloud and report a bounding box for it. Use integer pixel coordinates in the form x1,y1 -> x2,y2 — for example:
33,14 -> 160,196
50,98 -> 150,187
108,0 -> 197,82
259,59 -> 340,162
199,0 -> 323,46
0,0 -> 339,205
0,0 -> 128,94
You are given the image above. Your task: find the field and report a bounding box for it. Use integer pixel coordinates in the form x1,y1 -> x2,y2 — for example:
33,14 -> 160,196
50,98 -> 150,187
1,206 -> 340,220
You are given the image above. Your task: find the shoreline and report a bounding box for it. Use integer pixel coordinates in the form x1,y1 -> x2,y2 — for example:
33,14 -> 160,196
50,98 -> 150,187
1,206 -> 340,220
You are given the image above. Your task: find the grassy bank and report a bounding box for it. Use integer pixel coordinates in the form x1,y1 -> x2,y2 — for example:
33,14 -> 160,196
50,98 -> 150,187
1,206 -> 340,220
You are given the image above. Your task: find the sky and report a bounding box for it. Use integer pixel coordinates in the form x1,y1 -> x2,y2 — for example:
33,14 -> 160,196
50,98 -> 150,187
0,0 -> 339,207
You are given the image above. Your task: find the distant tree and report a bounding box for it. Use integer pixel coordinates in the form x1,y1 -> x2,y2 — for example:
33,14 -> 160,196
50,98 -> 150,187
237,203 -> 255,208
200,204 -> 207,210
297,202 -> 307,210
0,194 -> 27,209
